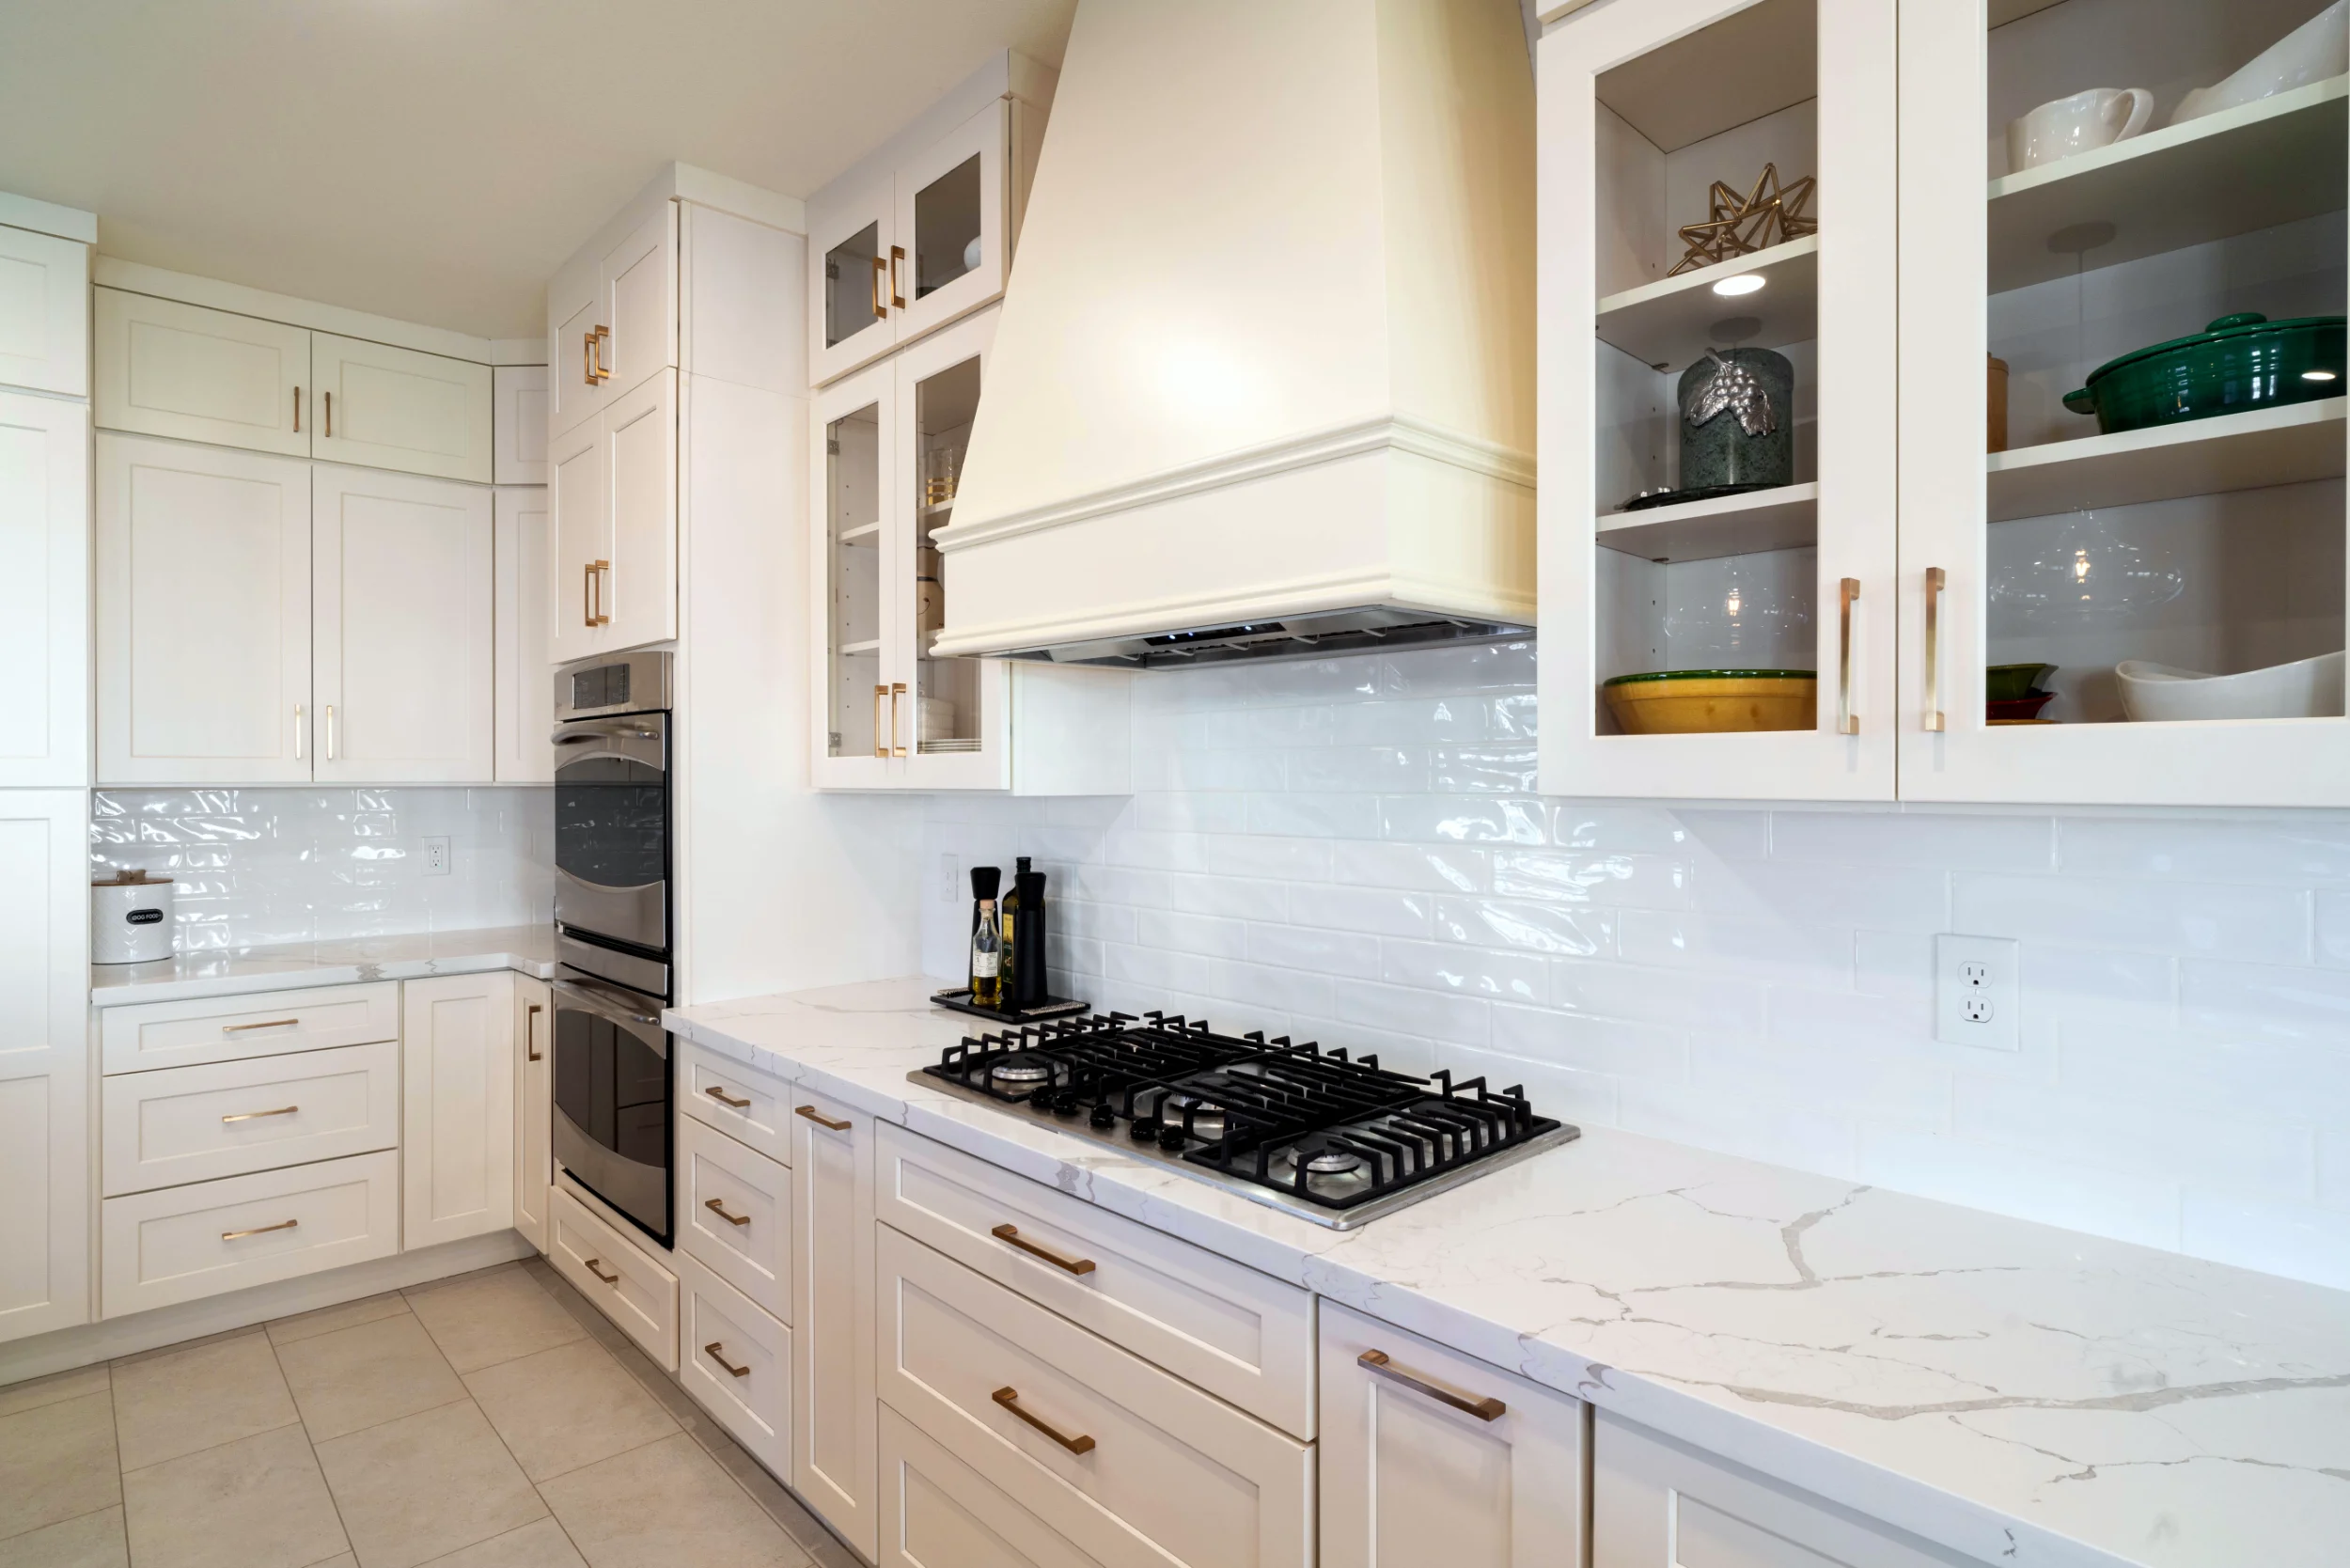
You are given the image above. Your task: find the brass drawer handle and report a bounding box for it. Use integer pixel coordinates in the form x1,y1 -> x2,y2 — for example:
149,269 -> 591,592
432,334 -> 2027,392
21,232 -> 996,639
990,1224 -> 1095,1276
795,1104 -> 851,1132
584,1258 -> 620,1285
992,1387 -> 1094,1453
592,324 -> 613,383
221,1018 -> 300,1034
704,1198 -> 751,1228
704,1341 -> 751,1378
221,1105 -> 299,1124
704,1085 -> 751,1109
871,683 -> 888,759
292,385 -> 303,432
1837,576 -> 1861,736
1923,566 -> 1947,732
870,255 -> 887,320
888,244 -> 906,309
1357,1349 -> 1507,1421
323,389 -> 333,438
222,1218 -> 299,1242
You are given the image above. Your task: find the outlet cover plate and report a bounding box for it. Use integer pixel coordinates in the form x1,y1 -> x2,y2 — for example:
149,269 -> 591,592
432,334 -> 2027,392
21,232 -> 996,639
1935,933 -> 2019,1050
421,836 -> 450,876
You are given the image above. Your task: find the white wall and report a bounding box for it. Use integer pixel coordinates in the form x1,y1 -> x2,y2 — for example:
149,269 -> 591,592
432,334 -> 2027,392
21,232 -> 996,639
923,640 -> 2350,1292
91,787 -> 553,949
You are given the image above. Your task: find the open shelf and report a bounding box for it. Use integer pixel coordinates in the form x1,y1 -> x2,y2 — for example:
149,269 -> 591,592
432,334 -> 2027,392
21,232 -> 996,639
1988,75 -> 2348,295
838,521 -> 881,543
838,638 -> 882,655
1986,399 -> 2345,523
1597,481 -> 1818,563
1593,0 -> 1812,151
1597,237 -> 1817,372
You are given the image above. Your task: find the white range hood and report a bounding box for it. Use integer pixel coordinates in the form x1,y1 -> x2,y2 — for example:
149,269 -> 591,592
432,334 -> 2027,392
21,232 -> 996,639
930,0 -> 1536,668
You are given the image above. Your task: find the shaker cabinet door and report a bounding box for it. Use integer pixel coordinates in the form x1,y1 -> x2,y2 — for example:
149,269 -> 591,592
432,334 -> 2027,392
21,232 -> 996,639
602,367 -> 679,653
0,390 -> 88,786
0,222 -> 88,397
791,1086 -> 878,1560
96,433 -> 312,784
94,290 -> 310,457
402,972 -> 517,1251
311,332 -> 494,484
0,793 -> 89,1345
548,415 -> 610,666
513,976 -> 552,1254
494,486 -> 553,782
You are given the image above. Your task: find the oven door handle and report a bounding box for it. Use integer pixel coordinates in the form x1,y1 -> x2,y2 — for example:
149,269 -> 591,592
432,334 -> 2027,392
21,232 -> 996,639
552,980 -> 671,1043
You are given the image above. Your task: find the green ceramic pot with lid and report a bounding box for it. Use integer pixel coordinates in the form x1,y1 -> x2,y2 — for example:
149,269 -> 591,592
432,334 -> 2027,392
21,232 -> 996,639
2061,312 -> 2345,434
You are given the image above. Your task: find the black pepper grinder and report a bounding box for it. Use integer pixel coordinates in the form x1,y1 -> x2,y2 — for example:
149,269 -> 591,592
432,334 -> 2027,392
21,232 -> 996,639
1012,864 -> 1049,1008
966,865 -> 1001,998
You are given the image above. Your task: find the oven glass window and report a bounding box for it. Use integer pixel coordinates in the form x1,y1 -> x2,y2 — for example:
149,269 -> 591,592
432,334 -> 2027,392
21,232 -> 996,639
555,751 -> 666,890
554,1007 -> 669,1170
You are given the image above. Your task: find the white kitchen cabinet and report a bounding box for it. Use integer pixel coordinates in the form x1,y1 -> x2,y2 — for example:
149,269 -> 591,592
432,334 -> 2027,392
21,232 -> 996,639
550,1181 -> 679,1370
401,971 -> 517,1251
547,203 -> 680,438
99,980 -> 400,1074
0,220 -> 89,396
102,1150 -> 400,1319
680,1115 -> 791,1322
548,368 -> 677,662
493,486 -> 553,782
100,1040 -> 401,1198
1891,0 -> 2350,807
0,793 -> 89,1346
680,1249 -> 792,1482
96,432 -> 313,785
493,364 -> 549,484
791,1084 -> 879,1560
312,464 -> 494,783
879,1404 -> 1112,1568
1538,0 -> 1900,802
1319,1300 -> 1587,1568
95,290 -> 311,457
513,975 -> 551,1253
0,390 -> 88,786
807,54 -> 1054,385
310,332 -> 494,483
1594,1410 -> 1971,1567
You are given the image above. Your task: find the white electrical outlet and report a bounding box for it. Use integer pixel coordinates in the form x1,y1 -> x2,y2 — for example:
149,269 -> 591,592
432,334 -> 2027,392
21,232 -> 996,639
422,836 -> 450,876
1935,933 -> 2019,1049
940,853 -> 960,900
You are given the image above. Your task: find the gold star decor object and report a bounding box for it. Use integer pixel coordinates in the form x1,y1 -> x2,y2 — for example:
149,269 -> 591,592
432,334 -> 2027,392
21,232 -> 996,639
1668,163 -> 1818,276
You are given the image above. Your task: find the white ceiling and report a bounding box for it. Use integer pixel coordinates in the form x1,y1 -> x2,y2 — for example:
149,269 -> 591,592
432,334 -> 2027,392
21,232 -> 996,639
0,0 -> 1074,340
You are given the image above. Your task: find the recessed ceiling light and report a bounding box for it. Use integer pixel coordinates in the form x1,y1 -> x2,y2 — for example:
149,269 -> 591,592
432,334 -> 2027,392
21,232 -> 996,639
2302,368 -> 2338,382
1712,274 -> 1766,297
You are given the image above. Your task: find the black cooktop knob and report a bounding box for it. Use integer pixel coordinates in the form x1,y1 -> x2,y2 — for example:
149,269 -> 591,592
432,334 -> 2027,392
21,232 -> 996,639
1156,1123 -> 1189,1151
1052,1090 -> 1081,1117
1028,1086 -> 1055,1110
1129,1118 -> 1160,1141
1089,1103 -> 1118,1129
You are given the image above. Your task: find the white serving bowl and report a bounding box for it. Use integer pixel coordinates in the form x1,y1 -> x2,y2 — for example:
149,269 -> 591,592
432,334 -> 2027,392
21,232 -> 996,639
2116,651 -> 2344,721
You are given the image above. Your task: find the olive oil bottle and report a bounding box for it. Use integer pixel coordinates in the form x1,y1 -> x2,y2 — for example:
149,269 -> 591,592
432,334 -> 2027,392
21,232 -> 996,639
999,856 -> 1031,1010
970,898 -> 1002,1009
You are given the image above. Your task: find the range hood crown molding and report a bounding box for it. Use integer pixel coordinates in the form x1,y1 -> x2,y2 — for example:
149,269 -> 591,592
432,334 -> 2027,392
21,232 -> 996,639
935,0 -> 1538,667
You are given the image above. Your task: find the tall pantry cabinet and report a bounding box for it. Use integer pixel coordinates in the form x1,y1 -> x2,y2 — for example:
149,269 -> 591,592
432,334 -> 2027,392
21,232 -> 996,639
0,193 -> 93,1345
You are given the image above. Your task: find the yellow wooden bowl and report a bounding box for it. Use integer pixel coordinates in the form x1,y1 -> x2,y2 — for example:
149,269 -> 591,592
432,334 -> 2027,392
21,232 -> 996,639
1602,670 -> 1818,734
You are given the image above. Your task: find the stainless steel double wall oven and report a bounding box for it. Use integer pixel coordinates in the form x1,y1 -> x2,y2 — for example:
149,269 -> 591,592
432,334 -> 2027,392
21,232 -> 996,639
551,651 -> 674,1246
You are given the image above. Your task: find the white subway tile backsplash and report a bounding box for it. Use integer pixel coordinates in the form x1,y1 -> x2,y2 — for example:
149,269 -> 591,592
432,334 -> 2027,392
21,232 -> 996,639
923,642 -> 2350,1291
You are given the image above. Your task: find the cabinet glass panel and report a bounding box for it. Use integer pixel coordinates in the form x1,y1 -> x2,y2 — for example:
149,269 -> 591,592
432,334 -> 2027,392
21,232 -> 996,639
826,403 -> 884,760
823,223 -> 885,353
912,155 -> 983,302
1981,0 -> 2345,727
908,353 -> 981,753
1590,0 -> 1824,739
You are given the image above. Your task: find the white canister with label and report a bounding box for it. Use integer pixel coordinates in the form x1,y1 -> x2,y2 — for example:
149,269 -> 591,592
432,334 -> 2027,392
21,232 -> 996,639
93,870 -> 175,964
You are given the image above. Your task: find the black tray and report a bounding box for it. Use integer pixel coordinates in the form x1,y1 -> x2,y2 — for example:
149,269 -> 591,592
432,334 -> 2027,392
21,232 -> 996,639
930,988 -> 1092,1025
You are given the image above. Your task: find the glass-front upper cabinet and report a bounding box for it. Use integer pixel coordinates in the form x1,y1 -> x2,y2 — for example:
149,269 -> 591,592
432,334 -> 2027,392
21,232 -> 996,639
1538,0 -> 1900,800
1899,0 -> 2349,805
806,54 -> 1053,387
810,307 -> 1006,790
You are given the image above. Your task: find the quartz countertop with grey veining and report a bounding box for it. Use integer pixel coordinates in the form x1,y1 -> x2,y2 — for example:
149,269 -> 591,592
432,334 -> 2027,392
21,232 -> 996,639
668,976 -> 2350,1568
90,924 -> 560,1006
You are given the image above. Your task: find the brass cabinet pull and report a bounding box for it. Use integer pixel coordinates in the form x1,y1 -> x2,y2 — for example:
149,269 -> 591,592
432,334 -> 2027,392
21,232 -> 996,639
704,1085 -> 751,1109
325,703 -> 337,761
584,328 -> 600,386
323,389 -> 333,439
222,1018 -> 300,1034
871,684 -> 888,758
870,255 -> 887,320
704,1197 -> 752,1228
1357,1349 -> 1507,1422
890,682 -> 908,759
221,1105 -> 299,1124
889,244 -> 907,309
526,1002 -> 543,1061
1836,577 -> 1861,736
293,704 -> 305,760
990,1224 -> 1095,1276
704,1341 -> 751,1378
584,1258 -> 620,1285
992,1387 -> 1095,1453
794,1103 -> 852,1132
1923,566 -> 1947,733
585,560 -> 612,627
592,324 -> 613,383
292,385 -> 303,433
222,1218 -> 299,1242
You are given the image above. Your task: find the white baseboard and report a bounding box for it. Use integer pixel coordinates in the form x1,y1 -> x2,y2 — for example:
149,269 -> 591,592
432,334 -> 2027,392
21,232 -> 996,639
0,1230 -> 538,1388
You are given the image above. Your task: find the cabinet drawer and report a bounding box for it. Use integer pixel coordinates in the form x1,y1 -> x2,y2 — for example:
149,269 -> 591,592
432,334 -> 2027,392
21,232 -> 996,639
101,1150 -> 398,1318
101,1040 -> 399,1196
1595,1410 -> 1970,1568
681,1042 -> 791,1166
880,1403 -> 1112,1568
102,982 -> 400,1074
878,1225 -> 1311,1568
680,1116 -> 791,1322
877,1123 -> 1315,1437
678,1249 -> 791,1482
550,1183 -> 678,1370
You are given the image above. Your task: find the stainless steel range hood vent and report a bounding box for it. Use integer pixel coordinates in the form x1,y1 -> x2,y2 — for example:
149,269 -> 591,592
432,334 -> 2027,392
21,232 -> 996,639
930,0 -> 1537,669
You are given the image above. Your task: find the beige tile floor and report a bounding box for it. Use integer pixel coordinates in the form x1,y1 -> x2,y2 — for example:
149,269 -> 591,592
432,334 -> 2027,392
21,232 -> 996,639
0,1259 -> 861,1568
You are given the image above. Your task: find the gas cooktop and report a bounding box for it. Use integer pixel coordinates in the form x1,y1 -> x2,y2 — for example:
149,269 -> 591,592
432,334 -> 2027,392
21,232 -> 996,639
913,1011 -> 1578,1229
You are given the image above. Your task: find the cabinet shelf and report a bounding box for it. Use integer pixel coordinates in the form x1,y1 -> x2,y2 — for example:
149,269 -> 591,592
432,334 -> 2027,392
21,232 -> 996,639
838,639 -> 882,656
1987,75 -> 2348,295
1985,399 -> 2345,523
838,522 -> 881,543
1596,237 -> 1817,372
1597,481 -> 1817,563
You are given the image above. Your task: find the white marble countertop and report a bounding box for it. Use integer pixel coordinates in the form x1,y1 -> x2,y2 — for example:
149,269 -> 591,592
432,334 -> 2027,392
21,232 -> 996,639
90,924 -> 561,1006
668,976 -> 2350,1568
